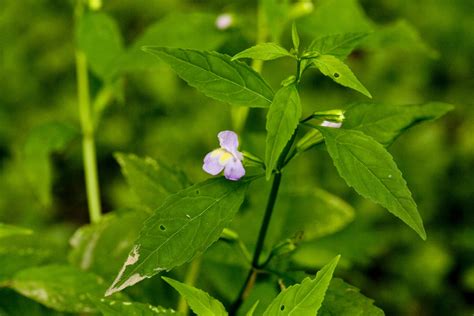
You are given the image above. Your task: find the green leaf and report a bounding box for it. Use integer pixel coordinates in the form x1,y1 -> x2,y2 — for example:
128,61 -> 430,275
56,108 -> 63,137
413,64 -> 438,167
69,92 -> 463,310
106,178 -> 249,296
0,235 -> 53,282
23,122 -> 78,207
69,211 -> 148,281
317,127 -> 426,239
232,43 -> 293,61
162,277 -> 227,316
263,255 -> 340,315
273,187 -> 355,241
77,12 -> 124,81
115,153 -> 189,209
265,84 -> 301,179
291,23 -> 300,52
308,32 -> 370,59
95,298 -> 180,316
119,12 -> 226,73
365,20 -> 438,58
0,223 -> 32,239
245,300 -> 260,316
10,265 -> 107,313
299,0 -> 374,37
312,55 -> 371,98
143,47 -> 274,108
343,102 -> 454,146
319,278 -> 384,316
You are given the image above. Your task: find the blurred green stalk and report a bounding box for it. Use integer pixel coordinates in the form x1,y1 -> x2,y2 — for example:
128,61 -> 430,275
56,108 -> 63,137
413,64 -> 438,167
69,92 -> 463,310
75,1 -> 102,224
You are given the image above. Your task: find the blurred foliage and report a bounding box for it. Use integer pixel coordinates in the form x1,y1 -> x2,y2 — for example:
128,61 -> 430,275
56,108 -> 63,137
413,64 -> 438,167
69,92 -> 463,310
0,0 -> 473,315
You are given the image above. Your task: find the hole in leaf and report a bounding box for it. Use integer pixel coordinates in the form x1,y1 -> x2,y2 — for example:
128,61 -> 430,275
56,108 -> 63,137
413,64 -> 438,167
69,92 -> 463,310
159,225 -> 166,231
280,305 -> 285,311
333,73 -> 340,78
195,190 -> 200,195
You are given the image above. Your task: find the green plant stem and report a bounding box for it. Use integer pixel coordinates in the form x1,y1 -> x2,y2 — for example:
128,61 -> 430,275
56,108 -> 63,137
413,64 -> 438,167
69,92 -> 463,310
177,257 -> 202,315
232,1 -> 268,132
75,1 -> 102,224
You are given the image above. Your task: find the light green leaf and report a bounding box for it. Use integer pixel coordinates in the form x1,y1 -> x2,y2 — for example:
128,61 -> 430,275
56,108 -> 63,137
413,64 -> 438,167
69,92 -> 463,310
115,153 -> 189,209
265,84 -> 301,179
312,55 -> 372,98
163,277 -> 227,316
143,47 -> 274,108
245,300 -> 260,316
263,255 -> 340,315
23,122 -> 78,207
69,211 -> 148,280
77,12 -> 124,81
317,127 -> 426,239
11,265 -> 107,313
319,278 -> 384,316
343,102 -> 454,146
95,298 -> 180,316
106,178 -> 249,296
308,32 -> 370,59
0,223 -> 32,239
232,43 -> 293,61
119,12 -> 226,73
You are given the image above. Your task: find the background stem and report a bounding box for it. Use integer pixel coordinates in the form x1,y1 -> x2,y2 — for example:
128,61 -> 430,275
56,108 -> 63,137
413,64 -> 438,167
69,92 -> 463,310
75,1 -> 102,223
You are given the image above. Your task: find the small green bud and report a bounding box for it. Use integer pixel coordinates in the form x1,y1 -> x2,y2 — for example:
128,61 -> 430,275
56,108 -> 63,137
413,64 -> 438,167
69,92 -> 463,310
281,75 -> 296,87
220,228 -> 239,241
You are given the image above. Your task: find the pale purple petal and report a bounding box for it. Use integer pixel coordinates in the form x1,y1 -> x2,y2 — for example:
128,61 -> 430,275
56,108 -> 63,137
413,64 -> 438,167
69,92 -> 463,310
218,130 -> 239,153
223,157 -> 245,181
203,151 -> 224,175
321,120 -> 342,128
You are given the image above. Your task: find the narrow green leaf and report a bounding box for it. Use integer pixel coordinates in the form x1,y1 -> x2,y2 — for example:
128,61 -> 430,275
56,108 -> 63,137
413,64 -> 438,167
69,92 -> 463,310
245,300 -> 260,316
115,153 -> 189,209
319,278 -> 385,316
23,122 -> 78,207
308,32 -> 370,59
95,298 -> 180,316
0,223 -> 32,239
232,43 -> 293,61
291,22 -> 300,51
11,265 -> 107,313
162,277 -> 227,316
265,84 -> 301,179
312,55 -> 372,98
263,255 -> 340,315
343,102 -> 454,146
106,178 -> 249,296
317,127 -> 426,239
77,12 -> 124,81
144,47 -> 274,107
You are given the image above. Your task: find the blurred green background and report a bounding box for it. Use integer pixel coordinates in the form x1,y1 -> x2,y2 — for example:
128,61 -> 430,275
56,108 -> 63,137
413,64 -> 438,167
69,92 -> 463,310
0,0 -> 473,315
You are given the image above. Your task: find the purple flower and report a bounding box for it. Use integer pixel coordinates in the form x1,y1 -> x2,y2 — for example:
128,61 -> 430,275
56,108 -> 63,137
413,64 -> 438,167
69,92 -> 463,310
203,131 -> 245,181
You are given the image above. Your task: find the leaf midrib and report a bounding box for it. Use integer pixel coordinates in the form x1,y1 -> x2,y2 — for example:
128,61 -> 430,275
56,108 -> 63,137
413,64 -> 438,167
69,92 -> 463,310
156,49 -> 273,105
